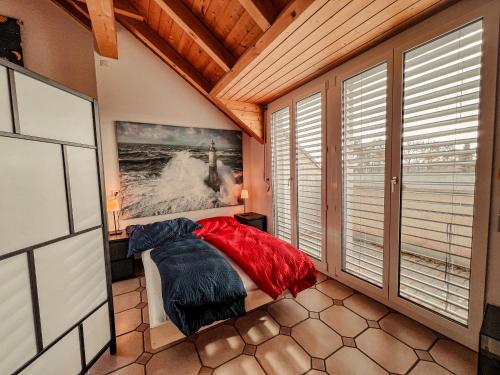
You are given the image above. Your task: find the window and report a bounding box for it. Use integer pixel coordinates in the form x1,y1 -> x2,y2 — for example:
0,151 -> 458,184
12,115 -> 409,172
398,20 -> 484,324
270,91 -> 324,261
270,107 -> 292,243
296,93 -> 323,259
341,63 -> 388,286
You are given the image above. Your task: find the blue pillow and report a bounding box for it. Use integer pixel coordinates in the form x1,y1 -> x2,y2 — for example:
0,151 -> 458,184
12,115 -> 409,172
126,218 -> 201,257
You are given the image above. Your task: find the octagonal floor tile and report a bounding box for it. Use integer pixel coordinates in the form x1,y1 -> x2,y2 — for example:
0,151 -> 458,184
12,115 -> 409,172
325,347 -> 386,375
295,289 -> 333,312
112,278 -> 140,296
256,335 -> 311,375
343,294 -> 388,321
89,331 -> 143,374
115,308 -> 142,336
109,363 -> 145,375
316,273 -> 328,283
430,339 -> 477,375
320,305 -> 368,337
292,319 -> 342,358
196,325 -> 244,368
146,342 -> 200,375
268,299 -> 308,327
356,328 -> 417,374
409,361 -> 453,375
142,306 -> 149,324
213,355 -> 265,375
316,279 -> 353,300
235,310 -> 280,345
113,291 -> 141,313
379,313 -> 437,350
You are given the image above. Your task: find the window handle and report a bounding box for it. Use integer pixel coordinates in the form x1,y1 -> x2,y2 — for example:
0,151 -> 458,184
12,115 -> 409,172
391,176 -> 399,193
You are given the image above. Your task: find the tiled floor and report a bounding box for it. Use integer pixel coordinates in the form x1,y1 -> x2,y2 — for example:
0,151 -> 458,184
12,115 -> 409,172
90,273 -> 478,375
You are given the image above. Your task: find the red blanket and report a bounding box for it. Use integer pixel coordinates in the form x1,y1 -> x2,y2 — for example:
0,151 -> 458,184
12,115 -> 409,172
195,217 -> 317,299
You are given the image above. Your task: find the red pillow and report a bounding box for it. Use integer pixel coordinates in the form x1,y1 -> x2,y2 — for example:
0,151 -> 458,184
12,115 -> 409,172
194,216 -> 240,238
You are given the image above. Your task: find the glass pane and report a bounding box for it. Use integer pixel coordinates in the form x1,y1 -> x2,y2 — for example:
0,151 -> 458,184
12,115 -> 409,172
399,20 -> 483,325
341,63 -> 388,287
271,107 -> 292,243
296,93 -> 322,259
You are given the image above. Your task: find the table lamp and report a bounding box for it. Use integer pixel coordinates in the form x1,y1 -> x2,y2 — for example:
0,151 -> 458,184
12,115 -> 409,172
107,194 -> 122,235
241,189 -> 249,215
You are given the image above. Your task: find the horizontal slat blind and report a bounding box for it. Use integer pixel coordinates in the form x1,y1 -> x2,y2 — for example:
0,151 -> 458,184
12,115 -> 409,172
271,107 -> 292,243
342,63 -> 388,287
296,93 -> 322,259
398,20 -> 483,325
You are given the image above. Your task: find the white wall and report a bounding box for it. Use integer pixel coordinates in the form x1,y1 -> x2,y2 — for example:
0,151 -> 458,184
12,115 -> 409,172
96,24 -> 252,228
0,0 -> 97,98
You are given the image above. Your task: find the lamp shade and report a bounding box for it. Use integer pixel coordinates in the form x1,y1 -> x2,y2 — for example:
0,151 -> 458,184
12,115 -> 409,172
240,189 -> 249,199
107,197 -> 120,212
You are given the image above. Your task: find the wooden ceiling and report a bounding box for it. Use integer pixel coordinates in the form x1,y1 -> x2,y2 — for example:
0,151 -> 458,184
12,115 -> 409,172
53,0 -> 456,142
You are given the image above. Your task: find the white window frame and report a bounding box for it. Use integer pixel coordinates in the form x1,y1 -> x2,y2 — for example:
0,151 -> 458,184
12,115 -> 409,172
329,48 -> 394,302
268,81 -> 328,273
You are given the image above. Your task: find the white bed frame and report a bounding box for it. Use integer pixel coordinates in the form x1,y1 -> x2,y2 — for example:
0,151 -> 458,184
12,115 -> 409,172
142,248 -> 274,349
149,289 -> 273,349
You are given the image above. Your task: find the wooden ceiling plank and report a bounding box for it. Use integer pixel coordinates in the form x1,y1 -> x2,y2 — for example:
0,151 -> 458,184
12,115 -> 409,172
226,0 -> 354,101
236,0 -> 399,102
238,0 -> 276,31
151,0 -> 236,71
87,0 -> 119,59
210,0 -> 324,98
256,0 -> 452,103
113,0 -> 146,20
75,0 -> 145,20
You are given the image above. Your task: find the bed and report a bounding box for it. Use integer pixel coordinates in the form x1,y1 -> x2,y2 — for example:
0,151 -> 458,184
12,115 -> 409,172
142,246 -> 273,349
133,216 -> 316,349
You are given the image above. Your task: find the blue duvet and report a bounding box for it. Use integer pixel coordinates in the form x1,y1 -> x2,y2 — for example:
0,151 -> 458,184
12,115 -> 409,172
150,234 -> 247,336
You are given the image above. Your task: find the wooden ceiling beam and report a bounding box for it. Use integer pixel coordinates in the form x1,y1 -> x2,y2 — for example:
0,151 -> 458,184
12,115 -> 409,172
51,0 -> 92,30
211,0 -> 319,98
74,0 -> 144,21
86,0 -> 118,58
151,0 -> 236,72
238,0 -> 276,31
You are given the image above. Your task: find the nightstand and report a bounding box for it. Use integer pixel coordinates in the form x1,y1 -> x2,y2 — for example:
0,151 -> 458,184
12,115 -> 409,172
109,232 -> 134,282
234,212 -> 267,232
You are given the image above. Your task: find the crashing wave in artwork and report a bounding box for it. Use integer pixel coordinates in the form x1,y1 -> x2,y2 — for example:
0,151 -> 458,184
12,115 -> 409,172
117,122 -> 243,219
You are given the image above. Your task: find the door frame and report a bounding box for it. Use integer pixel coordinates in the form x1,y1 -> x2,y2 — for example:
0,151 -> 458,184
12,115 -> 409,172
387,0 -> 499,349
328,46 -> 394,301
268,81 -> 329,273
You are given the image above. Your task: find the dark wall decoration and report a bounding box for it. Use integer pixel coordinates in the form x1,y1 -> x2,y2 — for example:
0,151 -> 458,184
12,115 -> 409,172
116,121 -> 243,219
0,15 -> 23,66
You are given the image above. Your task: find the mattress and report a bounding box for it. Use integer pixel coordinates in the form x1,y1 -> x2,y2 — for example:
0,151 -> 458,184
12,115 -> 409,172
142,245 -> 258,328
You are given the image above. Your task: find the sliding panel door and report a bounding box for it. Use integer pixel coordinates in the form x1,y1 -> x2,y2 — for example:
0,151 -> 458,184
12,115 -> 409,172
0,60 -> 115,374
295,92 -> 324,261
270,107 -> 292,243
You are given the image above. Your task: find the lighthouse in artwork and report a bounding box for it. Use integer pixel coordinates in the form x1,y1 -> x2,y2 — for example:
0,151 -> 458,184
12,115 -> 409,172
207,139 -> 221,191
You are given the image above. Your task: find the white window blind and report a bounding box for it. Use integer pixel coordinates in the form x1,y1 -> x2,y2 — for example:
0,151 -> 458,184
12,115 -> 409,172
296,93 -> 323,259
399,20 -> 483,324
341,63 -> 388,287
271,107 -> 292,243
